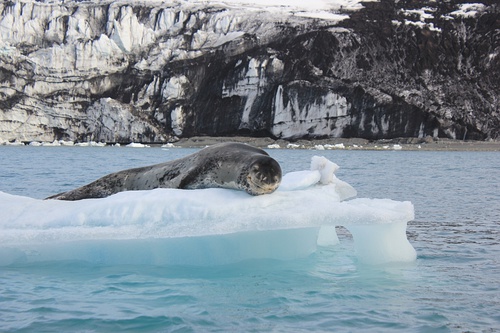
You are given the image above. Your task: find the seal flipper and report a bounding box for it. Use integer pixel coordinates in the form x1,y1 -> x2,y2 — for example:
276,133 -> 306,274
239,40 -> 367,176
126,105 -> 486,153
46,187 -> 104,200
45,183 -> 115,200
46,173 -> 127,200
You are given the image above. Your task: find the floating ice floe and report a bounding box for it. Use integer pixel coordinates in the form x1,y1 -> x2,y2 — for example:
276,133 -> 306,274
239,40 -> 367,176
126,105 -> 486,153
324,143 -> 345,149
0,156 -> 416,266
42,140 -> 61,147
314,144 -> 325,150
126,142 -> 150,148
27,140 -> 75,146
313,143 -> 346,150
74,141 -> 106,147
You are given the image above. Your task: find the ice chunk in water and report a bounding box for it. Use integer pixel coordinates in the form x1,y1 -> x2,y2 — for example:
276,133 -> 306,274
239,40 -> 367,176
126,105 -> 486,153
0,157 -> 416,266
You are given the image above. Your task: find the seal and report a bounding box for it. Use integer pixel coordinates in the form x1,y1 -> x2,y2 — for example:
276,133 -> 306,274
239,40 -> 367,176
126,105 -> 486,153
46,142 -> 282,200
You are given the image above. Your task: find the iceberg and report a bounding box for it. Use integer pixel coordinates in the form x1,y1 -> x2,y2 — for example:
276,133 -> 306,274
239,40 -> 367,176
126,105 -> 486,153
0,157 -> 416,266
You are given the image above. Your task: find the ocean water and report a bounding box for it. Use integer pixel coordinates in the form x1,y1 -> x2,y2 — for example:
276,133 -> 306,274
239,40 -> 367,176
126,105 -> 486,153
0,146 -> 499,332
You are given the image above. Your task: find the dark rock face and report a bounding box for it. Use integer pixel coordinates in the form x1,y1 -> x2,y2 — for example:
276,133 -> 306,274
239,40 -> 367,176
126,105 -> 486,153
0,0 -> 498,143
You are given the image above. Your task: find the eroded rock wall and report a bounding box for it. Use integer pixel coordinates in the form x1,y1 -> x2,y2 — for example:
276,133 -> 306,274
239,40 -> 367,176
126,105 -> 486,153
0,0 -> 498,142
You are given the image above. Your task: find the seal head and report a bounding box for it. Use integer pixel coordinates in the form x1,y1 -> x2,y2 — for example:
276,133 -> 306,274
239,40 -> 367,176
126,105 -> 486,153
243,157 -> 282,195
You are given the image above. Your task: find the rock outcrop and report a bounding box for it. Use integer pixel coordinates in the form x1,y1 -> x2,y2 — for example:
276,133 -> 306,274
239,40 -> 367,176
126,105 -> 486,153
1,0 -> 499,143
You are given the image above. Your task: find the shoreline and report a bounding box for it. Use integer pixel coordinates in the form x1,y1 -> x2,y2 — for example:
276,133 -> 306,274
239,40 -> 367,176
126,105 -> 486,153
171,136 -> 500,151
2,136 -> 499,151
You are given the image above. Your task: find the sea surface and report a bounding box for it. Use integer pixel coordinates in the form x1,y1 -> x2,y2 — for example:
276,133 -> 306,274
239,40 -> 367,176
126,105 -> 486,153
0,146 -> 499,332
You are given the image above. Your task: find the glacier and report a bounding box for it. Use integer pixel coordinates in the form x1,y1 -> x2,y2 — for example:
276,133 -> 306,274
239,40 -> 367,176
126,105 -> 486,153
0,156 -> 416,266
1,0 -> 498,143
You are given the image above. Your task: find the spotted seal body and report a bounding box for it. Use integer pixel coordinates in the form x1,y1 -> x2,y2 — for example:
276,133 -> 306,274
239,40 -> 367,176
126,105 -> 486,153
46,142 -> 282,200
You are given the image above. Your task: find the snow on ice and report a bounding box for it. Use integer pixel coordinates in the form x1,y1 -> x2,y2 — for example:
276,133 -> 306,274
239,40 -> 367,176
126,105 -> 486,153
0,156 -> 416,266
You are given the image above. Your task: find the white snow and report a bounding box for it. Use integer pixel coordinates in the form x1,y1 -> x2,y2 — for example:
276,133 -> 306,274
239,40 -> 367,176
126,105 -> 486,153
0,156 -> 416,266
192,0 -> 377,14
402,7 -> 436,21
294,12 -> 349,22
400,7 -> 442,32
404,20 -> 441,32
449,3 -> 486,18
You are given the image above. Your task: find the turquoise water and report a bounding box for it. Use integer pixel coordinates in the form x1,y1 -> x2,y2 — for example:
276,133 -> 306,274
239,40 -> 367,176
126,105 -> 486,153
1,146 -> 499,332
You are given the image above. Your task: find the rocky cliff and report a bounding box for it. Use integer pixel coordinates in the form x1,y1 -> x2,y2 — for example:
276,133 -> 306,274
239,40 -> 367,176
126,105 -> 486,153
1,0 -> 499,143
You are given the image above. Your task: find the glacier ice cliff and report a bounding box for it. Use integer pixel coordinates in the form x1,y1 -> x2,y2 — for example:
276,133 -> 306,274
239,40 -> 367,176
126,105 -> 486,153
0,0 -> 499,143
